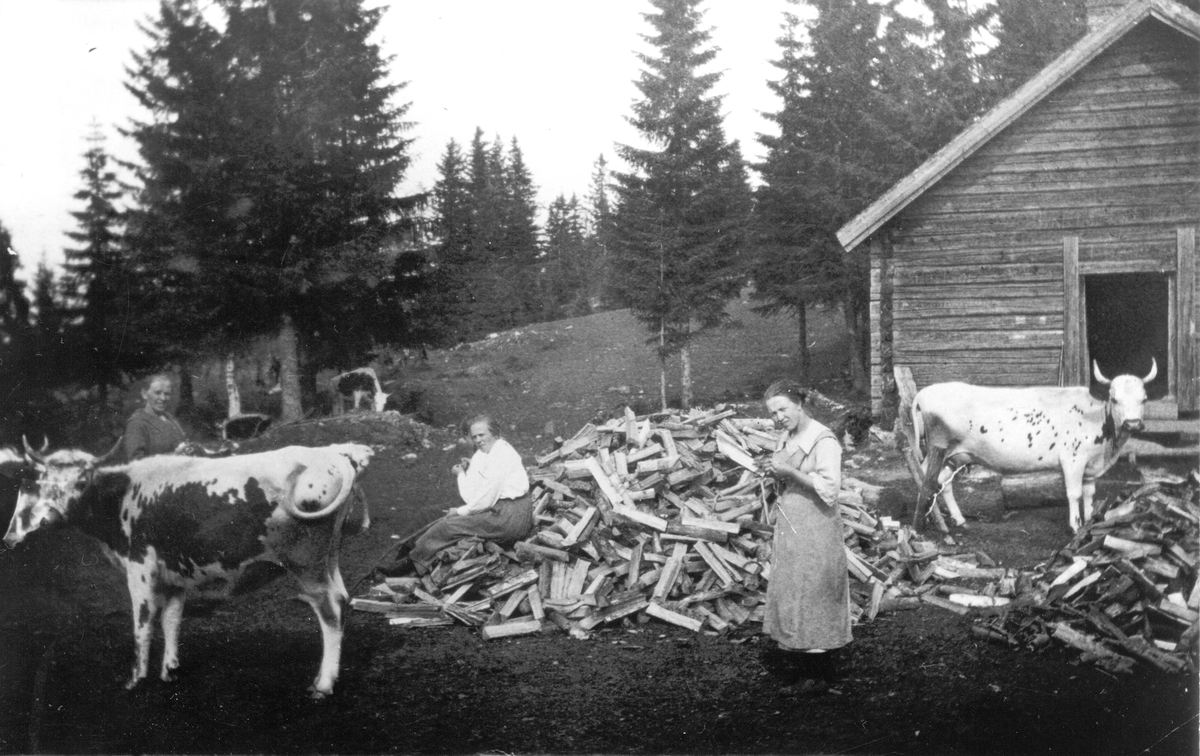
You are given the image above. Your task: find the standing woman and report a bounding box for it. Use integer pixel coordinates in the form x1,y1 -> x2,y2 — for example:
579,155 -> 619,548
760,379 -> 851,694
124,373 -> 188,461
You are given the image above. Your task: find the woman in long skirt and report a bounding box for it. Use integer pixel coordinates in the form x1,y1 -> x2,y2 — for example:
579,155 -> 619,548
760,379 -> 851,694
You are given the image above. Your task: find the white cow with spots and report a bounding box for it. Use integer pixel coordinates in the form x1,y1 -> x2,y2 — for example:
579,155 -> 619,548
912,360 -> 1156,532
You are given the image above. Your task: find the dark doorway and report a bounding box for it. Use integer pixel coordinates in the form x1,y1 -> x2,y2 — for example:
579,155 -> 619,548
1085,273 -> 1169,400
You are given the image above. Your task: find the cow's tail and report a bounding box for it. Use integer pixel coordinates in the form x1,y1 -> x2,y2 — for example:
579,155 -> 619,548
910,396 -> 927,465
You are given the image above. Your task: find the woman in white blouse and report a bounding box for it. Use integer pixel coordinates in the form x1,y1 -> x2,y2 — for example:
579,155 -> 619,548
759,379 -> 851,695
402,414 -> 532,575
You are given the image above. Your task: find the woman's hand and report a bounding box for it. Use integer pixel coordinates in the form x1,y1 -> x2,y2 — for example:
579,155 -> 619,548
446,506 -> 463,517
760,457 -> 792,479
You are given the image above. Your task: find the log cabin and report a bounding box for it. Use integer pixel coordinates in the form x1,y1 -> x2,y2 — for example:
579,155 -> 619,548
836,0 -> 1199,440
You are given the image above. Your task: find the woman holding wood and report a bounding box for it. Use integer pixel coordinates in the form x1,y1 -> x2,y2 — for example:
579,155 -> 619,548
759,379 -> 851,695
383,414 -> 532,576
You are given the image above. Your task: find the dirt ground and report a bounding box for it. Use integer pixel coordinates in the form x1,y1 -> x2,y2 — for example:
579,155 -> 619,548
1,409 -> 1196,756
2,304 -> 1197,755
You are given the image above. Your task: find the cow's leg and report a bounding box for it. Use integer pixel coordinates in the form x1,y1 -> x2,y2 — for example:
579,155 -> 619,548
937,466 -> 967,527
159,590 -> 186,682
1080,475 -> 1098,531
295,566 -> 347,698
1062,464 -> 1086,532
125,563 -> 159,690
350,484 -> 370,533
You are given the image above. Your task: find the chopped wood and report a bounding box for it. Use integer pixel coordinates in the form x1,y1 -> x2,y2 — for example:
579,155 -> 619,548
981,476 -> 1198,675
1050,623 -> 1136,675
484,569 -> 539,599
481,618 -> 544,640
612,504 -> 668,532
357,403 -> 1199,681
515,540 -> 571,563
919,593 -> 971,615
645,601 -> 704,632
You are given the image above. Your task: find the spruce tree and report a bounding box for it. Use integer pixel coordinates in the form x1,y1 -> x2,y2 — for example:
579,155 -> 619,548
612,0 -> 752,410
30,258 -> 69,392
124,0 -> 412,421
0,222 -> 30,352
585,154 -> 616,312
752,0 -> 941,393
752,9 -> 835,381
464,129 -> 510,333
543,194 -> 588,320
504,137 -> 542,324
0,221 -> 34,438
421,137 -> 473,343
62,124 -> 128,396
978,0 -> 1086,101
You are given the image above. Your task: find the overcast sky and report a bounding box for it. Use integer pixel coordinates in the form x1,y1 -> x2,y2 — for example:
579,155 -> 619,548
0,0 -> 804,275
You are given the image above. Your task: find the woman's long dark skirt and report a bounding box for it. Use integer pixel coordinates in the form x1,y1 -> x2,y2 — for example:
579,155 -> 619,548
409,494 -> 533,571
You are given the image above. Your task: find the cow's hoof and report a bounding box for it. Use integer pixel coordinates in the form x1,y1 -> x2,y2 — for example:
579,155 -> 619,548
124,676 -> 143,691
307,684 -> 333,701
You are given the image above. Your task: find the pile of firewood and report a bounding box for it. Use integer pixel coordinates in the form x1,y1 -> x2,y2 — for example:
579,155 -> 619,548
972,474 -> 1199,674
352,404 -> 995,639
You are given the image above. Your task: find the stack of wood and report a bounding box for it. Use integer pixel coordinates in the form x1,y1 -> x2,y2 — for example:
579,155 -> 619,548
353,405 -> 962,640
973,475 -> 1199,674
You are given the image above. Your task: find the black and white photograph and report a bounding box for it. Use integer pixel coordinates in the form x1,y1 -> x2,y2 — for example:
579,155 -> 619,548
0,0 -> 1196,753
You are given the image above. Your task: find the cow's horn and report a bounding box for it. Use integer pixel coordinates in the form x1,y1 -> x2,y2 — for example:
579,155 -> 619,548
22,435 -> 46,464
1142,358 -> 1157,384
96,437 -> 124,466
1092,360 -> 1111,385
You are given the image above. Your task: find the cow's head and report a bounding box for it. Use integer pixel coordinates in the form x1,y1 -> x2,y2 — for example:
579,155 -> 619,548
1093,359 -> 1157,434
373,391 -> 390,412
3,437 -> 122,548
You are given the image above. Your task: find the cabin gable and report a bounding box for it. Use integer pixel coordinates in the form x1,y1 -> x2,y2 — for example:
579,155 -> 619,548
862,13 -> 1198,420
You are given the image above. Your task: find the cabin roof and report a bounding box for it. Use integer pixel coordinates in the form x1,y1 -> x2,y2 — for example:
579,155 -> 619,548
836,0 -> 1200,253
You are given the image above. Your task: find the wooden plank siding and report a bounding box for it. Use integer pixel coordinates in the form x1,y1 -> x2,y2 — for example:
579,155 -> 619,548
865,17 -> 1199,416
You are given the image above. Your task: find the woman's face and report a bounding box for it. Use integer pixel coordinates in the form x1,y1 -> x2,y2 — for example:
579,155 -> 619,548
143,379 -> 173,415
766,394 -> 807,434
468,421 -> 497,453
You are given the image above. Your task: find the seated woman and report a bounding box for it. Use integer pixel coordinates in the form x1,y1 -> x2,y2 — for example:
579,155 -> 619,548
124,373 -> 189,461
389,414 -> 532,575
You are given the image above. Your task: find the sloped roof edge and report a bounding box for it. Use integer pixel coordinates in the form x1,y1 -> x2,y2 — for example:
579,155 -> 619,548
836,0 -> 1200,252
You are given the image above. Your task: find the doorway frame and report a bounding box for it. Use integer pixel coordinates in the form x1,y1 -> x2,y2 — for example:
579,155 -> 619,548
1062,227 -> 1197,414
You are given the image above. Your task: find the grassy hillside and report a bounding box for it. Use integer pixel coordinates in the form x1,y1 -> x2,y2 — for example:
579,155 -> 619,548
387,293 -> 854,445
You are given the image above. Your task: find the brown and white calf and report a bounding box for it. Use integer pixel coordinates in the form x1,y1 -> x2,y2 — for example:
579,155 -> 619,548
3,441 -> 373,698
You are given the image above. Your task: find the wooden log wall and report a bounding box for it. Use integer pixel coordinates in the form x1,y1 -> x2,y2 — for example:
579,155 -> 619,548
870,21 -> 1199,412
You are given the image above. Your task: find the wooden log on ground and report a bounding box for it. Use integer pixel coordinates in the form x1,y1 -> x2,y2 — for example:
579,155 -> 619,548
1050,622 -> 1135,674
481,617 -> 544,640
1001,472 -> 1066,510
645,601 -> 704,632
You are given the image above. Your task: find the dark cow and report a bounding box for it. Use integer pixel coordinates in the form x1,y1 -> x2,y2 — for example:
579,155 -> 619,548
331,367 -> 390,413
3,441 -> 374,698
221,413 -> 272,441
912,360 -> 1156,532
